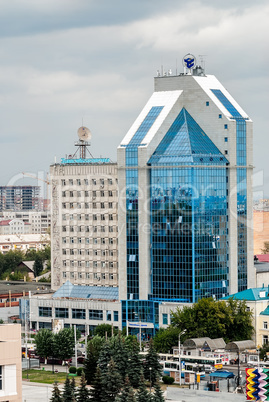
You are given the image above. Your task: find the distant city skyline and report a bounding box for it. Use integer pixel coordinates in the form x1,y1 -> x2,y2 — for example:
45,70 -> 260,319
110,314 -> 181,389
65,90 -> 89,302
0,0 -> 268,195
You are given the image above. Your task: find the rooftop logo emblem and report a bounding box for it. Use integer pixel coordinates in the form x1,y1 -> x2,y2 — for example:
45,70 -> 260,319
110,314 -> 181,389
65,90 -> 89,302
182,54 -> 196,70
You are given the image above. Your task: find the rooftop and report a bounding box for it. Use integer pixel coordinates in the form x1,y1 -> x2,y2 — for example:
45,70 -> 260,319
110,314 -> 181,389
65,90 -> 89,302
52,280 -> 119,301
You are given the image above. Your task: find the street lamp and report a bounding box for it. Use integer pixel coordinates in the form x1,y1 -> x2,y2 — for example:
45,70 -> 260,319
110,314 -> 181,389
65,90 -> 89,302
179,329 -> 186,386
149,367 -> 152,394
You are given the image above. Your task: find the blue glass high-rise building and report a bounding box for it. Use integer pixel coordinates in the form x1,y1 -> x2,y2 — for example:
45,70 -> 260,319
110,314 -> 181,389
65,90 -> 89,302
117,59 -> 253,336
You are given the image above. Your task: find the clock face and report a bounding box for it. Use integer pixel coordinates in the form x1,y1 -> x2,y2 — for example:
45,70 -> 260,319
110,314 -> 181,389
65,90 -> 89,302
77,126 -> 91,141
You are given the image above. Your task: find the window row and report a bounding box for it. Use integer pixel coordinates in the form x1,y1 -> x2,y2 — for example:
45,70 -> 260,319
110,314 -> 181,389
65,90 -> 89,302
62,272 -> 117,280
62,249 -> 115,258
61,178 -> 115,186
39,306 -> 118,321
62,190 -> 115,197
62,224 -> 116,232
62,261 -> 116,268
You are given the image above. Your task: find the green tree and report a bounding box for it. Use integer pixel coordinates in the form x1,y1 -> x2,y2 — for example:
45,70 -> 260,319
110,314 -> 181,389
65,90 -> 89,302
115,376 -> 133,402
0,319 -> 4,324
143,339 -> 162,386
97,340 -> 113,375
33,253 -> 44,277
262,242 -> 269,254
110,334 -> 129,381
84,335 -> 105,384
94,323 -> 115,338
153,327 -> 180,353
50,382 -> 62,402
152,382 -> 165,402
136,375 -> 151,402
170,297 -> 254,343
34,329 -> 54,363
77,373 -> 90,402
54,328 -> 75,362
62,376 -> 75,402
101,359 -> 122,402
89,366 -> 103,402
126,338 -> 143,388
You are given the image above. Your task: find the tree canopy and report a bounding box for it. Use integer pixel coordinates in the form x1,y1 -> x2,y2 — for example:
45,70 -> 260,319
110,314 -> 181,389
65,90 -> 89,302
170,297 -> 254,343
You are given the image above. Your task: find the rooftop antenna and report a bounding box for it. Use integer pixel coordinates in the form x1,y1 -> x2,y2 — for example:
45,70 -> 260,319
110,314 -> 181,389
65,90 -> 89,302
198,54 -> 207,71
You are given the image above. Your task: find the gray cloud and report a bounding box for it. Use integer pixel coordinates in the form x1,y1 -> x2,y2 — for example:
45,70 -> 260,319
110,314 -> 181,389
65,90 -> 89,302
0,0 -> 268,196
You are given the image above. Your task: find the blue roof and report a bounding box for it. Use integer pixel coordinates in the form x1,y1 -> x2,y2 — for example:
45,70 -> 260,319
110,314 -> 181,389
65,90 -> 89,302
209,371 -> 235,379
221,286 -> 269,302
261,306 -> 269,316
148,108 -> 228,166
53,281 -> 119,301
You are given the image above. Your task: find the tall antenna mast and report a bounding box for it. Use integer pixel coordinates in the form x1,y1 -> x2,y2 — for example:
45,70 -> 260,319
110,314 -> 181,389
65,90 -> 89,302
198,55 -> 207,71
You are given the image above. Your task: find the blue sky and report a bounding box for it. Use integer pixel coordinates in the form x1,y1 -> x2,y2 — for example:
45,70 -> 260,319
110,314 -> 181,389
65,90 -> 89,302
0,0 -> 268,195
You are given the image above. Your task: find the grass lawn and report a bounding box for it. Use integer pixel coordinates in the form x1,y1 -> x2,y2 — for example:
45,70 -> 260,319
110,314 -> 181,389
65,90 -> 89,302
22,369 -> 81,385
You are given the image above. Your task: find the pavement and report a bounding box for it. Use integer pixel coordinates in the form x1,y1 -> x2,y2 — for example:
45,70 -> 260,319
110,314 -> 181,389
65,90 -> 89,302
166,387 -> 246,402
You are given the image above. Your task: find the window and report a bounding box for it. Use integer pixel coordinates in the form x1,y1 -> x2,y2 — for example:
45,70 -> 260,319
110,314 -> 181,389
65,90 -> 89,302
263,335 -> 269,345
162,313 -> 168,325
62,191 -> 66,197
224,137 -> 228,142
92,179 -> 96,185
109,202 -> 113,208
84,179 -> 88,185
70,237 -> 74,244
114,311 -> 118,322
39,307 -> 52,317
100,179 -> 104,186
85,203 -> 89,209
264,321 -> 268,329
86,272 -> 90,279
109,238 -> 113,245
85,214 -> 89,221
109,262 -> 113,268
85,261 -> 90,267
109,214 -> 113,220
93,238 -> 98,244
107,310 -> 111,321
61,179 -> 66,186
109,273 -> 114,280
109,191 -> 113,197
78,237 -> 82,244
85,249 -> 90,255
219,114 -> 222,119
224,124 -> 228,129
101,226 -> 105,232
101,191 -> 105,197
89,309 -> 103,320
93,214 -> 97,221
108,179 -> 113,185
72,309 -> 86,319
78,272 -> 82,279
78,261 -> 82,267
55,308 -> 69,318
109,226 -> 114,233
62,237 -> 67,244
63,272 -> 66,278
101,273 -> 105,279
101,214 -> 105,221
85,191 -> 89,197
77,179 -> 81,185
93,261 -> 97,267
101,238 -> 105,244
69,179 -> 73,185
62,249 -> 67,255
63,260 -> 67,267
93,203 -> 97,209
225,150 -> 228,155
101,202 -> 105,209
77,214 -> 82,220
206,101 -> 209,106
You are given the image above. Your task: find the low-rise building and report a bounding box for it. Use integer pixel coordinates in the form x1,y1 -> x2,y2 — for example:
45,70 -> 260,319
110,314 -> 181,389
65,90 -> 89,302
0,234 -> 49,254
0,324 -> 22,401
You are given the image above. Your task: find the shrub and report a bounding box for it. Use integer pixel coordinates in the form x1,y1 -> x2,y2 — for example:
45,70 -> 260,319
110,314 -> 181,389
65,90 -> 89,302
77,367 -> 84,376
69,366 -> 77,374
162,376 -> 175,384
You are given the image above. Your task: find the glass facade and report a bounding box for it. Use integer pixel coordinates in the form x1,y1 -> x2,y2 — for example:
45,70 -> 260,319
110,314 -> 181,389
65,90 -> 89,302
149,108 -> 228,302
125,106 -> 163,300
122,300 -> 159,337
212,89 -> 248,291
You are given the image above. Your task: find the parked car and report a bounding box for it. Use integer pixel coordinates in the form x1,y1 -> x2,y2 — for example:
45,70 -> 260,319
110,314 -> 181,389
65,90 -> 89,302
77,356 -> 85,364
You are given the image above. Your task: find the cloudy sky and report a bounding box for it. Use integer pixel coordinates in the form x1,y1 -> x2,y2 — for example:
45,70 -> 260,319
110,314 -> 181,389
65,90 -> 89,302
0,0 -> 268,196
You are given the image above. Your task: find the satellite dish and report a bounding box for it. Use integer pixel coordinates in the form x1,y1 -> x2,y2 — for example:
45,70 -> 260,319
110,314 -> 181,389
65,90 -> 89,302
77,126 -> 91,141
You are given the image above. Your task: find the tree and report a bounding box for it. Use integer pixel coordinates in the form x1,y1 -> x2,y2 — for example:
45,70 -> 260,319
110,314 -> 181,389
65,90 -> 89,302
153,327 -> 180,353
35,329 -> 54,363
89,366 -> 103,402
84,335 -> 105,384
115,376 -> 133,402
50,382 -> 62,402
97,340 -> 113,375
94,323 -> 115,338
77,373 -> 90,402
143,339 -> 162,386
62,376 -> 75,402
170,297 -> 254,343
33,253 -> 43,277
152,382 -> 165,402
101,359 -> 122,402
110,334 -> 129,382
136,375 -> 151,402
262,242 -> 269,254
54,328 -> 75,362
126,338 -> 143,388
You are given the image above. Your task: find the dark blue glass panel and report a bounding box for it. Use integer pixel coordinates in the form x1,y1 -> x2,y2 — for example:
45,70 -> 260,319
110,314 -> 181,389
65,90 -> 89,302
211,89 -> 242,118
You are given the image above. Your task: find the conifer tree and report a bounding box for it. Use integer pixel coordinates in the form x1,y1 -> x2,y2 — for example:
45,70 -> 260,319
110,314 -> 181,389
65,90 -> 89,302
152,382 -> 165,402
126,387 -> 136,402
101,359 -> 122,402
62,376 -> 75,402
97,340 -> 113,375
89,366 -> 103,402
110,334 -> 129,382
50,381 -> 62,402
84,335 -> 104,385
115,376 -> 132,402
126,338 -> 142,388
143,339 -> 162,386
136,375 -> 151,402
77,373 -> 90,402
